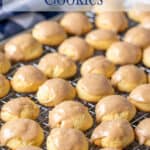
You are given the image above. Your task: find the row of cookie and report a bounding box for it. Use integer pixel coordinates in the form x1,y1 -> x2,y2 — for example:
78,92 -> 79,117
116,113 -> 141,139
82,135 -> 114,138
1,18 -> 150,80
1,11 -> 150,63
1,98 -> 150,149
0,63 -> 150,102
1,27 -> 150,76
1,81 -> 150,125
1,59 -> 149,95
0,117 -> 149,150
0,117 -> 92,150
93,8 -> 150,29
0,117 -> 141,150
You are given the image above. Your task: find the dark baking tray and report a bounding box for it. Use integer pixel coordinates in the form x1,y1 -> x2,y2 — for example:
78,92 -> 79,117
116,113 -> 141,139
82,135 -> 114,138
0,12 -> 150,150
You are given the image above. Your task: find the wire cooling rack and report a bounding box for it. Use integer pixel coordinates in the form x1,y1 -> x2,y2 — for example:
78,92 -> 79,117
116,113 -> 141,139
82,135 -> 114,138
0,12 -> 150,150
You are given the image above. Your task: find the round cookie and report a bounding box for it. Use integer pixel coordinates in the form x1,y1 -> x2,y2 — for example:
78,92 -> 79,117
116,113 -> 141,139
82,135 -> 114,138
135,118 -> 150,146
0,119 -> 44,149
0,52 -> 11,74
46,128 -> 88,150
58,36 -> 94,62
4,33 -> 43,62
76,74 -> 114,102
124,26 -> 150,49
60,12 -> 92,35
49,101 -> 93,131
0,74 -> 10,98
32,20 -> 66,46
85,29 -> 119,50
80,56 -> 116,78
128,10 -> 150,22
91,119 -> 134,148
111,65 -> 147,92
38,53 -> 77,79
11,65 -> 46,93
106,41 -> 142,65
128,84 -> 150,112
96,95 -> 136,122
141,16 -> 150,29
95,12 -> 128,33
143,46 -> 150,68
0,97 -> 39,122
16,146 -> 42,150
37,78 -> 76,107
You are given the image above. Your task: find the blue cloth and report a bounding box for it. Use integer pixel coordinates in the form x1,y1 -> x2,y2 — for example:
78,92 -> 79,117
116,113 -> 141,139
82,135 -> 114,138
0,0 -> 2,9
0,12 -> 59,41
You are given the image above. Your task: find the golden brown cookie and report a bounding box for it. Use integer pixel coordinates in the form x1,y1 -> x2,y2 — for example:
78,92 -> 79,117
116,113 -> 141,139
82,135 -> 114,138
47,128 -> 88,150
0,52 -> 11,74
60,12 -> 92,35
135,118 -> 150,146
0,97 -> 39,122
37,78 -> 76,107
91,119 -> 134,148
106,41 -> 142,65
111,65 -> 147,92
11,65 -> 46,93
76,74 -> 114,102
32,21 -> 66,46
128,10 -> 150,22
143,46 -> 150,68
0,74 -> 10,98
49,101 -> 93,131
16,146 -> 42,150
58,36 -> 94,62
0,119 -> 44,149
80,56 -> 116,78
128,84 -> 150,112
124,26 -> 150,49
96,95 -> 136,122
85,29 -> 119,50
4,33 -> 43,61
96,12 -> 128,33
38,53 -> 77,78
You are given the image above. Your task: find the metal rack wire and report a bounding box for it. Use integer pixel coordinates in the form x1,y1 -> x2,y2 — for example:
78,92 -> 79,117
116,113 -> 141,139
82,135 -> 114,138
0,12 -> 150,150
